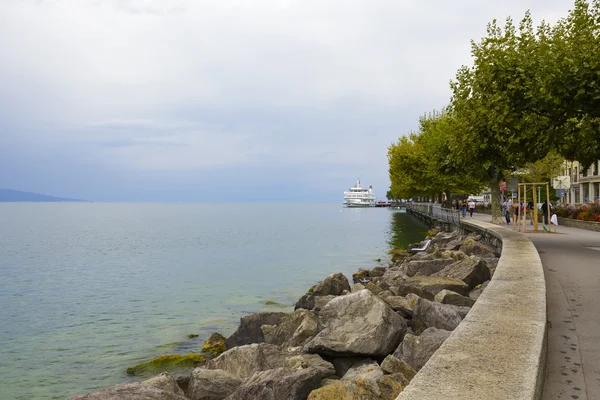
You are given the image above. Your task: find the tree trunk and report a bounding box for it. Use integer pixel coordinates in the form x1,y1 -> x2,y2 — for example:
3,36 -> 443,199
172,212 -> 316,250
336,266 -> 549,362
490,179 -> 503,224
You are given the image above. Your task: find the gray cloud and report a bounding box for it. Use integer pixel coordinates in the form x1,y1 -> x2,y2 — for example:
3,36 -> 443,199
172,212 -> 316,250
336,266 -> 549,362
0,0 -> 576,200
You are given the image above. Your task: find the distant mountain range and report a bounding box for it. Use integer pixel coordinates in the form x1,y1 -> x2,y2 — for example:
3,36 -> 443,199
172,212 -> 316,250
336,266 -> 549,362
0,189 -> 86,202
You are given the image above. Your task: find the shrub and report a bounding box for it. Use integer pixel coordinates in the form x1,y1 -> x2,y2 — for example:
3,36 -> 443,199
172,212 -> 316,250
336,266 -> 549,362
555,203 -> 600,222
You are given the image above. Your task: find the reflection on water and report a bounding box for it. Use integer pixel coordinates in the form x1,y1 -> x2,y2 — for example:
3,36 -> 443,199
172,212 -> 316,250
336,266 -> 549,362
387,211 -> 430,251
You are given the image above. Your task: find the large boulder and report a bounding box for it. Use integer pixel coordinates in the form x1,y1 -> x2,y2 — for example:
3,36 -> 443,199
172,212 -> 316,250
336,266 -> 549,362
307,373 -> 405,399
261,309 -> 319,348
295,294 -> 336,312
205,343 -> 334,379
226,312 -> 286,349
469,280 -> 490,300
409,294 -> 470,334
304,290 -> 407,357
381,296 -> 413,317
394,327 -> 452,371
458,238 -> 496,257
332,357 -> 368,377
404,258 -> 455,277
352,267 -> 386,283
69,373 -> 187,400
201,333 -> 227,357
187,369 -> 242,400
342,359 -> 383,381
380,355 -> 417,383
225,367 -> 324,400
312,273 -> 352,295
434,289 -> 476,307
432,256 -> 491,289
394,275 -> 469,300
296,273 -> 351,311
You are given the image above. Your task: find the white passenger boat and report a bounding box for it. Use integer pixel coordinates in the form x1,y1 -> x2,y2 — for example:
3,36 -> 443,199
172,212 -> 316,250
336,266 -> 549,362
343,179 -> 376,207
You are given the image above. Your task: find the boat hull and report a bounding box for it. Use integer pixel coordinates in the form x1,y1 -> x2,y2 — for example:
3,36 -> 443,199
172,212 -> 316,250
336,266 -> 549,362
343,200 -> 376,207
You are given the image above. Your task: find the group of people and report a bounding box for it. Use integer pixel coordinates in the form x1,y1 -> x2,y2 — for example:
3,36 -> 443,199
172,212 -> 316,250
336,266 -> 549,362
454,199 -> 476,217
502,198 -> 552,230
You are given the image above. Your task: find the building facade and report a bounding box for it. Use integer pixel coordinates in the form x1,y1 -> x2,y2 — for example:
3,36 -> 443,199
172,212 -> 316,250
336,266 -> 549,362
562,160 -> 600,204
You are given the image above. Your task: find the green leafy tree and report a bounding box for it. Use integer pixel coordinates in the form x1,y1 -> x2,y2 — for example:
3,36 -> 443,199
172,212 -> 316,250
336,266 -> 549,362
388,111 -> 484,202
537,0 -> 600,168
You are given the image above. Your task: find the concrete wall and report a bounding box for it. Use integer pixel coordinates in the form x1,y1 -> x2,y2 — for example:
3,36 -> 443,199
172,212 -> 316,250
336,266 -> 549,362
557,217 -> 600,232
398,219 -> 547,400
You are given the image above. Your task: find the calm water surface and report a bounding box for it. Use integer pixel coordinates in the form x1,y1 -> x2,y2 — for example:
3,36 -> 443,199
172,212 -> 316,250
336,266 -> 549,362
0,203 -> 428,399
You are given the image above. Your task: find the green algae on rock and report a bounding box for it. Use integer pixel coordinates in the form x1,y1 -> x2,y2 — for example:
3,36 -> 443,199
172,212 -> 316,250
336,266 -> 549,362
201,332 -> 227,357
187,334 -> 199,339
126,353 -> 207,376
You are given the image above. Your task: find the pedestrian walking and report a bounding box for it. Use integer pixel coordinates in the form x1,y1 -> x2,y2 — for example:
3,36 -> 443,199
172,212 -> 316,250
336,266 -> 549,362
512,200 -> 520,229
542,200 -> 551,226
503,199 -> 512,224
468,199 -> 475,217
461,200 -> 467,217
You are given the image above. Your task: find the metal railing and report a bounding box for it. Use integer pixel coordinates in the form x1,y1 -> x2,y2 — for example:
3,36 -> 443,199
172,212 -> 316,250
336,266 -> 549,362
408,202 -> 462,227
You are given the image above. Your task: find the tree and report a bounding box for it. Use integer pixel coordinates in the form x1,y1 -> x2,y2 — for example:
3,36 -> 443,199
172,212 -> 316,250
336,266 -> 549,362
388,111 -> 485,202
537,0 -> 600,168
448,13 -> 553,223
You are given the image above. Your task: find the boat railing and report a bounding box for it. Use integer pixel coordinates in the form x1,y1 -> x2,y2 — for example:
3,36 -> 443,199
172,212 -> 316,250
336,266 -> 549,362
408,203 -> 461,227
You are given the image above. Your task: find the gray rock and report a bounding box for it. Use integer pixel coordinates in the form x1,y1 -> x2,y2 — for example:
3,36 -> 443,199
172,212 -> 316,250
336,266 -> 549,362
382,296 -> 413,317
69,373 -> 187,400
394,275 -> 470,300
380,355 -> 417,382
483,257 -> 499,276
469,280 -> 490,300
458,238 -> 496,257
394,327 -> 452,371
408,294 -> 470,334
351,283 -> 366,292
205,343 -> 334,380
226,312 -> 286,349
312,295 -> 336,312
341,359 -> 383,381
307,372 -> 406,399
261,309 -> 319,348
311,272 -> 352,296
295,273 -> 351,311
432,256 -> 490,289
404,258 -> 455,277
187,369 -> 242,400
332,357 -> 367,377
304,290 -> 407,357
225,367 -> 323,400
283,353 -> 336,377
295,294 -> 336,311
442,239 -> 464,251
364,281 -> 384,296
434,289 -> 476,307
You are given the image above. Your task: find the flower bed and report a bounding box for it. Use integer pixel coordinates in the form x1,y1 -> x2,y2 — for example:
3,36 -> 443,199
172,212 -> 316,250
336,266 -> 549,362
554,203 -> 600,222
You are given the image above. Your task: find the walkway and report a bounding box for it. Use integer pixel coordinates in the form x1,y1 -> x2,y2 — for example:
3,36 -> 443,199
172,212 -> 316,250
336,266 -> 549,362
470,213 -> 600,400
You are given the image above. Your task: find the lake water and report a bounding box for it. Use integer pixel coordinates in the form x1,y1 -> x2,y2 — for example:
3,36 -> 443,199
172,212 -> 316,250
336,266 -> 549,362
0,203 -> 428,399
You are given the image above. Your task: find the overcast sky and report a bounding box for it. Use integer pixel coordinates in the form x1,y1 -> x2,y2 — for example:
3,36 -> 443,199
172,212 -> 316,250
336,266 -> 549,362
0,0 -> 575,201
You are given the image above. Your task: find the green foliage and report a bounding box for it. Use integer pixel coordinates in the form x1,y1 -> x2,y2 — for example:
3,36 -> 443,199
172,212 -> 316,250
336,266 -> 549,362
388,1 -> 600,223
387,111 -> 485,200
515,152 -> 565,183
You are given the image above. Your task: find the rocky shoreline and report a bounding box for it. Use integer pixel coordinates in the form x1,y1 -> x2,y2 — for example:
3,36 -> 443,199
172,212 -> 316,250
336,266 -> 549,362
70,228 -> 500,400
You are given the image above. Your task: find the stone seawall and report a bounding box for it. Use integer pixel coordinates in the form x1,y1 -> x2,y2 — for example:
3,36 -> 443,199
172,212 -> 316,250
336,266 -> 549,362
397,219 -> 547,400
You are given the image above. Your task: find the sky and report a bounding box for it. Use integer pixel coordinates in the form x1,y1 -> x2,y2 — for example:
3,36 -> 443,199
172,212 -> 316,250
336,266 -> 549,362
0,0 -> 576,201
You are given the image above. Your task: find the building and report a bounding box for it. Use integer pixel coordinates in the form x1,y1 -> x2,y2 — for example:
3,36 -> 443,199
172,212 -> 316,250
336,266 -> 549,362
562,160 -> 600,204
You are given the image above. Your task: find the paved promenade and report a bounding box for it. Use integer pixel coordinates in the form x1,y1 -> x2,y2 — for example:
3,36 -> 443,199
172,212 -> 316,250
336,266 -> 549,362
471,213 -> 600,400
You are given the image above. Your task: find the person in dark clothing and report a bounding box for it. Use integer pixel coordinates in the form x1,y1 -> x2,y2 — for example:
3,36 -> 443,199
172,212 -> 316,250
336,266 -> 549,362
542,200 -> 551,225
